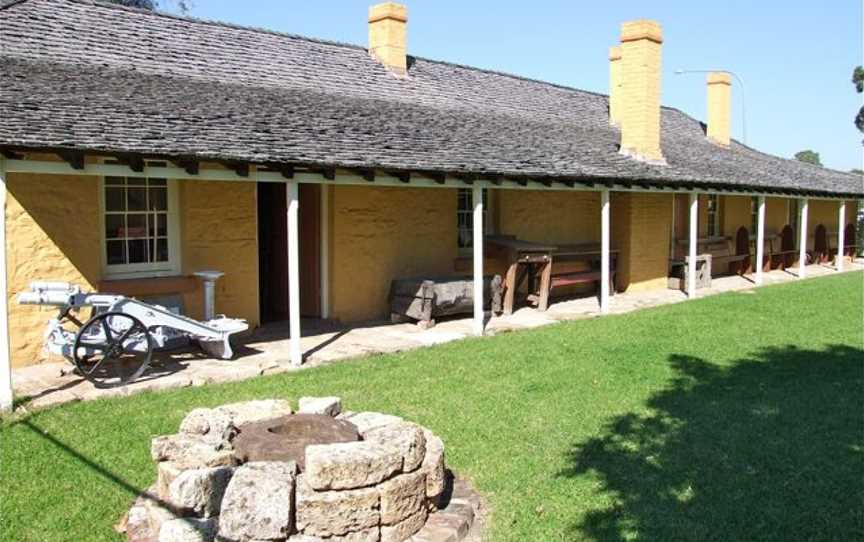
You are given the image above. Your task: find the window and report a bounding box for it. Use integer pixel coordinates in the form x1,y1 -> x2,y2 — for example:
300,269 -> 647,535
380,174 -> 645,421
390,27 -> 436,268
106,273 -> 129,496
102,172 -> 180,278
788,199 -> 799,234
706,195 -> 720,237
750,196 -> 759,234
457,188 -> 490,253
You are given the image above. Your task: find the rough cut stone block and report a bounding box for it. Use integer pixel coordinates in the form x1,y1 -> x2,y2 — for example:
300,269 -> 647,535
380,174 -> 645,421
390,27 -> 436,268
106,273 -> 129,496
158,517 -> 217,542
420,429 -> 445,501
179,408 -> 235,446
214,399 -> 293,427
168,466 -> 234,517
380,507 -> 427,542
344,412 -> 403,435
217,461 -> 297,542
287,527 -> 380,541
377,470 -> 426,525
419,507 -> 473,541
365,422 -> 426,472
295,474 -> 380,537
298,396 -> 342,417
151,434 -> 236,468
157,461 -> 183,501
305,441 -> 401,490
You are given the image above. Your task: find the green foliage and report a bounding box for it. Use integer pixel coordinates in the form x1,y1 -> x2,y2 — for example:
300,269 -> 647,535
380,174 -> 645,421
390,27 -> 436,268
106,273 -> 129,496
2,274 -> 862,541
854,66 -> 864,134
794,149 -> 822,166
105,0 -> 191,13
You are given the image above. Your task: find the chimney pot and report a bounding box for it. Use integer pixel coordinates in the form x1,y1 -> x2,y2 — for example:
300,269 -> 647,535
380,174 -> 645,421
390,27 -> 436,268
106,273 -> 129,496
618,19 -> 665,164
706,72 -> 732,146
368,2 -> 408,75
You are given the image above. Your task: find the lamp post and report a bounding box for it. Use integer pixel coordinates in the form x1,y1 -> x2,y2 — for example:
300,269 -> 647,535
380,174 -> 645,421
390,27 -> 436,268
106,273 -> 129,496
674,68 -> 747,145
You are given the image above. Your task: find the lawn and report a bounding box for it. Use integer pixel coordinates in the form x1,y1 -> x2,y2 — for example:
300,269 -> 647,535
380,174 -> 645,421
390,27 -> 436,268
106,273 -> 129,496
2,272 -> 863,541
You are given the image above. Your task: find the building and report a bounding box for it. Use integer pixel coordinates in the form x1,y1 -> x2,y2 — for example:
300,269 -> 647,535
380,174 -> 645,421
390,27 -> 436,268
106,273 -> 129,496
0,0 -> 860,409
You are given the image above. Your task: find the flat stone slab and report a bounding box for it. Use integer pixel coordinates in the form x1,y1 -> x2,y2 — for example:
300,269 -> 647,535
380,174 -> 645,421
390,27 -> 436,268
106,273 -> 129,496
298,396 -> 342,416
305,441 -> 402,490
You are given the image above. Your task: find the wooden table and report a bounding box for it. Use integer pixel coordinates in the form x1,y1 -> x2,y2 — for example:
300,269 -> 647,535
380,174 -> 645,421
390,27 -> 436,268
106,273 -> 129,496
485,235 -> 556,315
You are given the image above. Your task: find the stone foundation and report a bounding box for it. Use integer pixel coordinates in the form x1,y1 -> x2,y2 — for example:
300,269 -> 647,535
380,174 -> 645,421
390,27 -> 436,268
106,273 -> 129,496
123,398 -> 483,542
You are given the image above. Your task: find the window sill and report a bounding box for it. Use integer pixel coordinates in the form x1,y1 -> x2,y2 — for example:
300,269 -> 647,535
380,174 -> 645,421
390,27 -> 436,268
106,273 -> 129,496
98,275 -> 198,297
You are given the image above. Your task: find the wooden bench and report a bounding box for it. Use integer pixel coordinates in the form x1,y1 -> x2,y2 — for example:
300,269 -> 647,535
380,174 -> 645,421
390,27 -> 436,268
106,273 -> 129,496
843,223 -> 860,258
547,245 -> 617,302
769,224 -> 800,270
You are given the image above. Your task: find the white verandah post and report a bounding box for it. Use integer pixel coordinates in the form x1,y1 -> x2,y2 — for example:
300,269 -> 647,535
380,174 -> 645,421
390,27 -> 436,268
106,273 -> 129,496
472,185 -> 484,336
688,192 -> 698,298
600,189 -> 610,313
0,159 -> 11,412
837,200 -> 846,272
287,181 -> 302,366
755,195 -> 766,285
798,197 -> 809,279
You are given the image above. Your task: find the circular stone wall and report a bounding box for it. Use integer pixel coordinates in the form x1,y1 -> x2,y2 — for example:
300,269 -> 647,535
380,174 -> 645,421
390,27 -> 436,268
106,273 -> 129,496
124,397 -> 483,542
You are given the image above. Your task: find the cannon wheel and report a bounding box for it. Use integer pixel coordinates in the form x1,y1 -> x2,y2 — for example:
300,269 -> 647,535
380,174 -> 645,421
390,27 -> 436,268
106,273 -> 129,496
72,312 -> 153,387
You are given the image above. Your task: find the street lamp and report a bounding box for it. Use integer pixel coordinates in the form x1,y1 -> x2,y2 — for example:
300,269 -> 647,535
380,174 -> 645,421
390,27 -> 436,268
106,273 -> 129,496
674,68 -> 747,145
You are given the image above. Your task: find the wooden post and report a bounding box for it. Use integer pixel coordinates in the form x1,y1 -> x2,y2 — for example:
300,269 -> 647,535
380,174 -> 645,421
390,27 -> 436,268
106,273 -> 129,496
600,189 -> 610,313
756,195 -> 765,285
798,197 -> 808,279
287,181 -> 302,365
0,159 -> 11,412
688,192 -> 698,298
472,186 -> 484,336
837,200 -> 846,272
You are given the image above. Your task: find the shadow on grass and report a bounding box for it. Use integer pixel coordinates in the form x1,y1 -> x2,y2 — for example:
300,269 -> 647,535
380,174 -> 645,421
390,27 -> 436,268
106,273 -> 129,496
561,344 -> 864,541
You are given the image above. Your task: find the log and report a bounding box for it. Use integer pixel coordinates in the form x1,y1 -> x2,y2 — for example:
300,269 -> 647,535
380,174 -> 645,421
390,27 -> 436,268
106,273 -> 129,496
389,275 -> 503,327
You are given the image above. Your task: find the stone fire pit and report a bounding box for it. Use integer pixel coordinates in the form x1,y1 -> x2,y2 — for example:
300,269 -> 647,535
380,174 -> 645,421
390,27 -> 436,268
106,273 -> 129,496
124,398 -> 482,542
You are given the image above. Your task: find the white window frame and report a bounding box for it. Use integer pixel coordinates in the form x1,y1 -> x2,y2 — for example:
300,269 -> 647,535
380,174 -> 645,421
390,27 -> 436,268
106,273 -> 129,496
99,169 -> 181,279
750,196 -> 759,235
787,199 -> 799,235
457,188 -> 493,255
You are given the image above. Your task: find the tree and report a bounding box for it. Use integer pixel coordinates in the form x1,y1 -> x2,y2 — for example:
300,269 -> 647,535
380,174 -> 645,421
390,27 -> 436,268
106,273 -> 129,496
794,150 -> 822,166
851,169 -> 863,175
854,66 -> 864,135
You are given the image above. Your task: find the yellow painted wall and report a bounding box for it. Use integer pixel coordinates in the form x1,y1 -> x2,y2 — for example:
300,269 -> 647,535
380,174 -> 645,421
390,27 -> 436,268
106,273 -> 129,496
497,191 -> 601,244
6,173 -> 101,367
6,171 -> 259,368
806,199 -> 858,250
329,185 -> 458,322
612,192 -> 673,292
722,195 -> 752,236
179,181 -> 259,326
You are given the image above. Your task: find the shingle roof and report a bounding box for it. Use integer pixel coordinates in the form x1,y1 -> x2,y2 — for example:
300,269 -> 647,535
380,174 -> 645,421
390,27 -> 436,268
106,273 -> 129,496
0,0 -> 861,196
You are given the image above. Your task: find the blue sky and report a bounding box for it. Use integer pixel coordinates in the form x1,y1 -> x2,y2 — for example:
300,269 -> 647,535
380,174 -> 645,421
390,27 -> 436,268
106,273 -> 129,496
181,0 -> 863,172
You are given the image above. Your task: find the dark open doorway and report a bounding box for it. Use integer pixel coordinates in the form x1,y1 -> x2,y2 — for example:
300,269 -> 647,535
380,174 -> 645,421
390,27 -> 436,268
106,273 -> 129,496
257,183 -> 321,323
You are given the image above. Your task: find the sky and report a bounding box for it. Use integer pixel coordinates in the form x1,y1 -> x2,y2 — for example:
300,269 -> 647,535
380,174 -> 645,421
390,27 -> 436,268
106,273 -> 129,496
176,0 -> 863,172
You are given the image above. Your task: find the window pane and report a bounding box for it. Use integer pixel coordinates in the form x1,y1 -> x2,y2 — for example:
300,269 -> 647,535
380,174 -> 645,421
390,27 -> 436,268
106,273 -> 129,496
105,214 -> 125,239
106,187 -> 125,211
126,214 -> 147,238
148,214 -> 168,237
128,187 -> 146,211
106,240 -> 127,265
105,176 -> 126,186
149,187 -> 167,211
155,238 -> 169,262
128,239 -> 149,264
149,178 -> 167,186
127,177 -> 146,186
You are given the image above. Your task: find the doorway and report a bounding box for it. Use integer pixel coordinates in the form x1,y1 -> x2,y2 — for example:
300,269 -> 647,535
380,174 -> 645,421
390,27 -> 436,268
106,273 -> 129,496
257,183 -> 321,323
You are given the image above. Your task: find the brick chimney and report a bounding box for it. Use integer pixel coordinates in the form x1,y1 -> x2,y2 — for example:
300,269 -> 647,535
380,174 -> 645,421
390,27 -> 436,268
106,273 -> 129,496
706,72 -> 731,146
618,19 -> 665,164
608,46 -> 623,126
368,2 -> 408,75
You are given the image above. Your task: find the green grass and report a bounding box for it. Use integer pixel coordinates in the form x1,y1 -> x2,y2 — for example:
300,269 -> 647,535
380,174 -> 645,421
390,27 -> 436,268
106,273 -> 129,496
2,273 -> 863,541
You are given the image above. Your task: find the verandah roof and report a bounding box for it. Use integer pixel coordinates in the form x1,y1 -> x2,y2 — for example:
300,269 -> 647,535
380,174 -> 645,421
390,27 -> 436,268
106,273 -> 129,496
0,0 -> 861,197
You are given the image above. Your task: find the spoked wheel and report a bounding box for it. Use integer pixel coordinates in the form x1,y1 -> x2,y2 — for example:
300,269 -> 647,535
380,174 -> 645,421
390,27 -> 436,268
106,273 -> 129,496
72,312 -> 153,387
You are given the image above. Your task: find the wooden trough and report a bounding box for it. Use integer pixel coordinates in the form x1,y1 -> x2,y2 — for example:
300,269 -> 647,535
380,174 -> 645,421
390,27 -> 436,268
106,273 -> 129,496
389,275 -> 504,328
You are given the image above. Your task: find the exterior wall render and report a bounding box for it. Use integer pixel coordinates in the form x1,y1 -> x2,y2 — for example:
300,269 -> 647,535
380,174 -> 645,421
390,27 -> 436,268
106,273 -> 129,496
611,192 -> 673,292
5,171 -> 259,368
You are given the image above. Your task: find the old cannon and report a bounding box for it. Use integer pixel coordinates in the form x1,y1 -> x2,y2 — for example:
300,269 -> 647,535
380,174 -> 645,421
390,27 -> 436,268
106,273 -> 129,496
18,281 -> 248,387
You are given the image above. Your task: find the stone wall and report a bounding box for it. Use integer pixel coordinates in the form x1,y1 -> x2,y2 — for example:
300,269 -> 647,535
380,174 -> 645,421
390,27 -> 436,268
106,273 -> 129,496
5,171 -> 259,368
6,172 -> 101,367
329,185 -> 458,323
